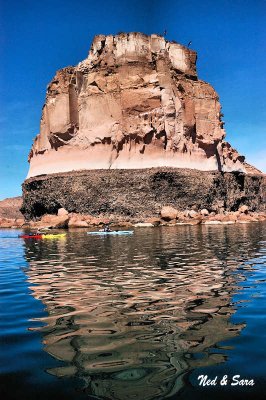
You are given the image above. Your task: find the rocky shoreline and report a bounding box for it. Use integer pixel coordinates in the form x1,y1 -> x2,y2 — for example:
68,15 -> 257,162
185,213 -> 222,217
2,167 -> 265,229
1,205 -> 265,229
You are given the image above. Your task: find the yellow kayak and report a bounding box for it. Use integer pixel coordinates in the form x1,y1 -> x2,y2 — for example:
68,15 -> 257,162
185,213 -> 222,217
42,233 -> 67,239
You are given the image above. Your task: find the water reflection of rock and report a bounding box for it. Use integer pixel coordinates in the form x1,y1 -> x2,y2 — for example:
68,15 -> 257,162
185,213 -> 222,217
23,224 -> 264,400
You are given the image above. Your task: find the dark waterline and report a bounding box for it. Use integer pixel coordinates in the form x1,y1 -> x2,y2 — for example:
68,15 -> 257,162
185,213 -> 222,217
0,224 -> 266,400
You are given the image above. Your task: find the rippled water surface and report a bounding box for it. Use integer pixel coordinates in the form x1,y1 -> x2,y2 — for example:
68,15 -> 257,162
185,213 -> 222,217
1,223 -> 266,400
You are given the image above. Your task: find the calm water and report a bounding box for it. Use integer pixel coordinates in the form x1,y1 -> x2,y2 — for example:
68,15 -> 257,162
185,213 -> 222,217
0,224 -> 266,400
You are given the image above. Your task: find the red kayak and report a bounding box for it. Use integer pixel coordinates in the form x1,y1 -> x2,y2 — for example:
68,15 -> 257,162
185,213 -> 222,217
19,234 -> 43,239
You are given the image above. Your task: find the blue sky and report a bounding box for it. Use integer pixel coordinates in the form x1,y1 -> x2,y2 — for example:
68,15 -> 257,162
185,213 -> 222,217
0,0 -> 265,199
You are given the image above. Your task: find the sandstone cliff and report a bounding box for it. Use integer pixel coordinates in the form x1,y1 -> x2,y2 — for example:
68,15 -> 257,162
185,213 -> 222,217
27,32 -> 255,178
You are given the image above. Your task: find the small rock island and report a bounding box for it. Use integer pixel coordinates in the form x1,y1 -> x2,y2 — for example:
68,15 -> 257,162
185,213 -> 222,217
9,33 -> 266,228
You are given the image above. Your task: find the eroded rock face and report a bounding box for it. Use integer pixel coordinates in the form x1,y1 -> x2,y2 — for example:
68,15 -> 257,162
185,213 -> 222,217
21,168 -> 266,220
27,32 -> 255,178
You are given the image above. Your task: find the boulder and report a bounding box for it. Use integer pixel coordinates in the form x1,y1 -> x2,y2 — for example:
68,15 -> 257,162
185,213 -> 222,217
238,205 -> 249,214
257,214 -> 266,221
39,214 -> 69,228
200,209 -> 209,216
187,218 -> 202,225
207,214 -> 223,221
68,218 -> 88,228
89,217 -> 106,226
219,214 -> 237,223
145,217 -> 161,226
161,206 -> 178,221
16,218 -> 25,226
57,208 -> 69,216
188,210 -> 198,218
50,217 -> 69,229
237,214 -> 255,222
183,209 -> 199,218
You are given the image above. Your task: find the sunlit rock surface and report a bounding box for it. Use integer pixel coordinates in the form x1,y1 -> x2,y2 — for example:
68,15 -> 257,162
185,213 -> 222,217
27,32 -> 257,178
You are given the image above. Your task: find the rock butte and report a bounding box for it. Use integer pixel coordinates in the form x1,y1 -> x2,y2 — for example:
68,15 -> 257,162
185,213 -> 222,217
27,32 -> 260,178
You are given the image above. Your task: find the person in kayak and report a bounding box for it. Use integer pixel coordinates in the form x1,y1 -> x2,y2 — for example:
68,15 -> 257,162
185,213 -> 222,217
103,224 -> 111,232
36,229 -> 46,235
36,227 -> 50,235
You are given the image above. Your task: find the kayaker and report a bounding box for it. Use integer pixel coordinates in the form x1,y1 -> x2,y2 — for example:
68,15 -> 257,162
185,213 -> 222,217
36,227 -> 50,235
103,224 -> 111,232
